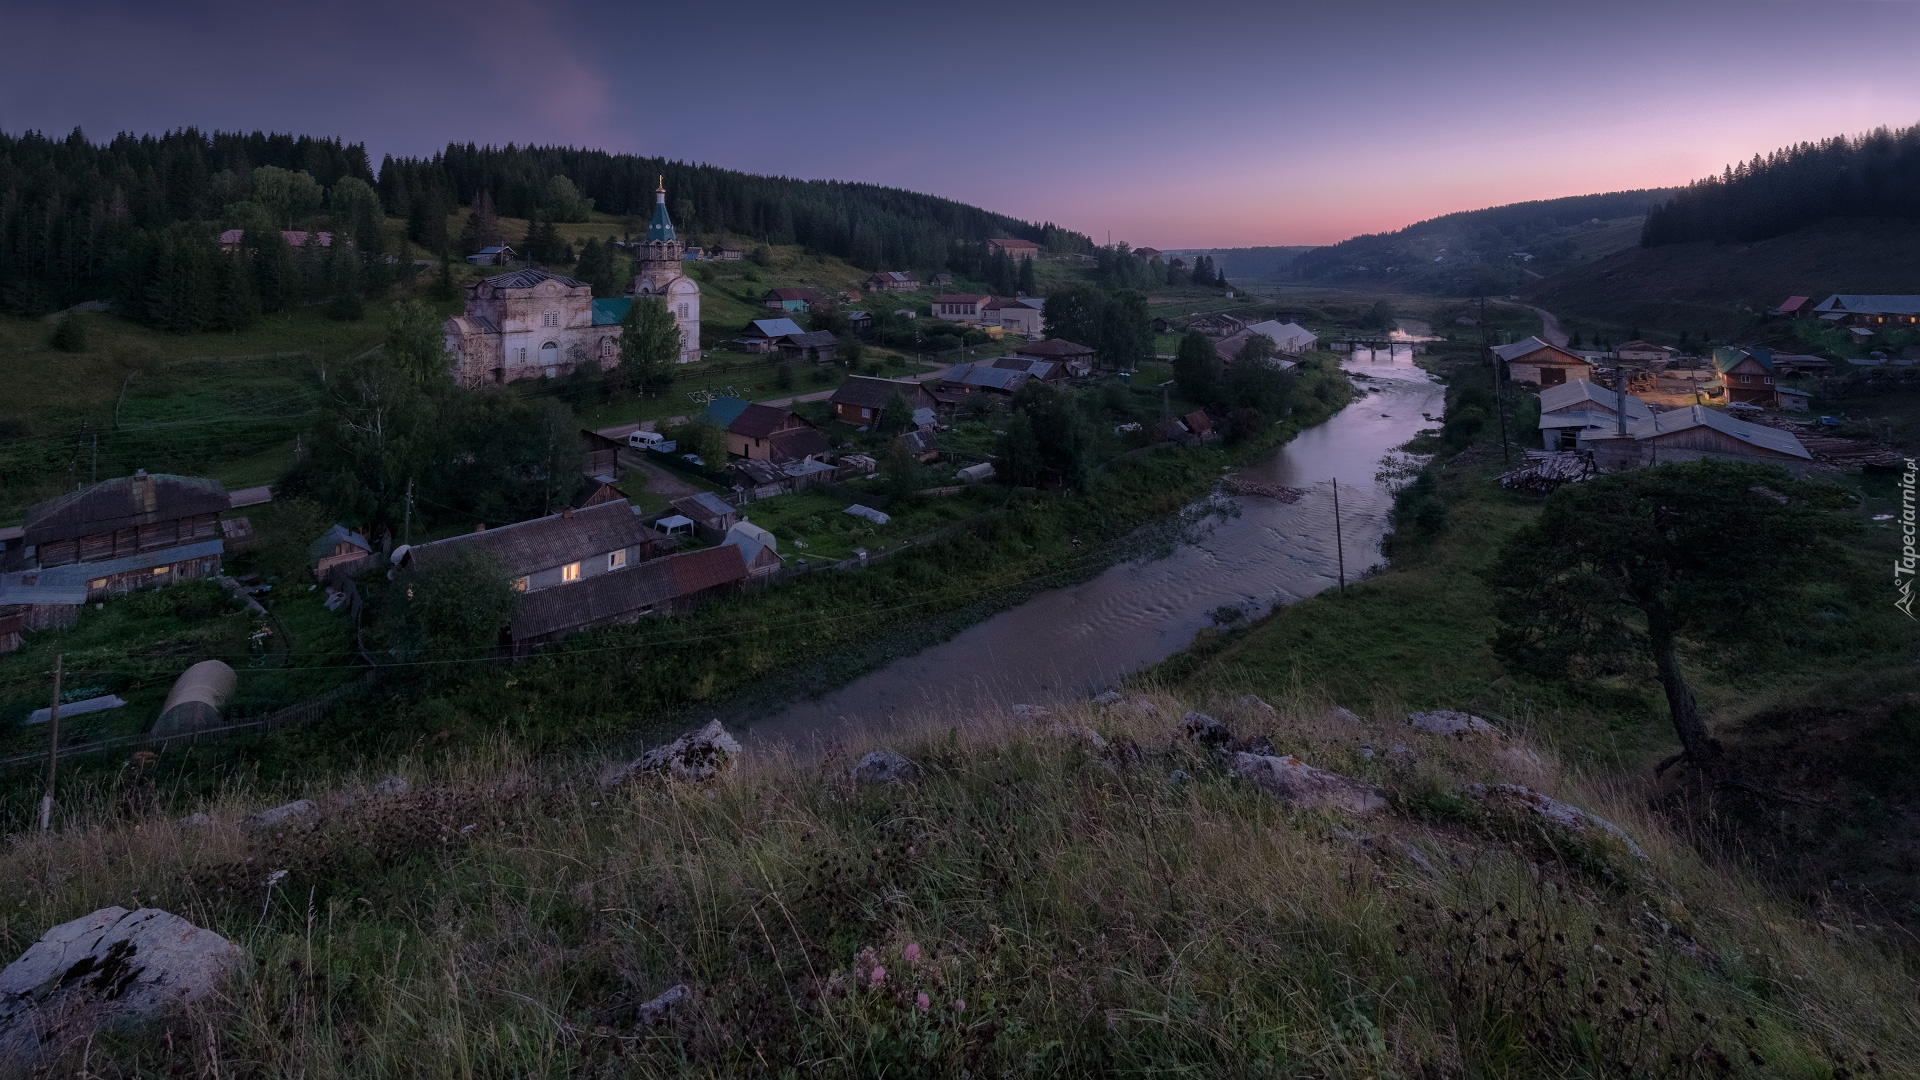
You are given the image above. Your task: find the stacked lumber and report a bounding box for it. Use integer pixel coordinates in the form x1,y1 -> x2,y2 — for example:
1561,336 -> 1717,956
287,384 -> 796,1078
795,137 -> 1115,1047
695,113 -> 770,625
1499,451 -> 1595,495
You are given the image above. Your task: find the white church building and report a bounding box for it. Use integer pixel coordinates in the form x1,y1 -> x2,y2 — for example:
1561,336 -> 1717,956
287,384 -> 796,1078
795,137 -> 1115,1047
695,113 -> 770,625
445,179 -> 701,388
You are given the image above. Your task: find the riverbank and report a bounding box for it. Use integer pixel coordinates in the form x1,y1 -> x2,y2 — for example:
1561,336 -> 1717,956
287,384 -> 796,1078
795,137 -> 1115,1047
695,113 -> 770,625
0,360 -> 1358,824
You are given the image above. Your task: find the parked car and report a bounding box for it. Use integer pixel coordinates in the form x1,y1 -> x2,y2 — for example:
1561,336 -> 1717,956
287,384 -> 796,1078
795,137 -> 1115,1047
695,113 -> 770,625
628,430 -> 669,451
682,453 -> 706,466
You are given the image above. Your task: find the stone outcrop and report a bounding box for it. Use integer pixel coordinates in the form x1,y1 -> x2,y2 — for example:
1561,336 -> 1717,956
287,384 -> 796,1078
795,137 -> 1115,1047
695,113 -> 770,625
1408,710 -> 1498,737
0,907 -> 241,1065
603,720 -> 741,787
1464,783 -> 1647,860
244,799 -> 318,829
853,750 -> 921,786
1232,753 -> 1389,815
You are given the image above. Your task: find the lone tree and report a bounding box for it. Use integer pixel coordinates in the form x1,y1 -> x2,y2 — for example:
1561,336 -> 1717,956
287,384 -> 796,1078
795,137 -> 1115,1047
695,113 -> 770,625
384,548 -> 520,664
620,297 -> 681,397
1488,461 -> 1851,769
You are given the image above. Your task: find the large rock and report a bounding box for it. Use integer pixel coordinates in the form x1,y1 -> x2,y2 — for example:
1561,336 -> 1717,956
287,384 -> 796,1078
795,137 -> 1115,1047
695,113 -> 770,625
604,720 -> 741,787
1232,753 -> 1389,816
1465,783 -> 1647,860
1408,710 -> 1498,737
1182,711 -> 1232,747
853,750 -> 921,786
637,983 -> 690,1026
0,907 -> 241,1064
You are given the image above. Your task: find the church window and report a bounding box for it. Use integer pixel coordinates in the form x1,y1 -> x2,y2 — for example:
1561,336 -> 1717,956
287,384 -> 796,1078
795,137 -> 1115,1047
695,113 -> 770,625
543,311 -> 559,327
678,303 -> 689,319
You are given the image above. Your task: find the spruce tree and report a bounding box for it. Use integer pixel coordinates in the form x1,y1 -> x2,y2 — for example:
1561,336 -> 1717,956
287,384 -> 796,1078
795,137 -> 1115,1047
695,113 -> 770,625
459,190 -> 500,254
1017,255 -> 1036,296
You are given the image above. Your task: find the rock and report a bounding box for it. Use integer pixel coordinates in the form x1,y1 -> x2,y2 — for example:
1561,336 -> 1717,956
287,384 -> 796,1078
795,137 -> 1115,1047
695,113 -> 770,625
1168,769 -> 1191,784
637,983 -> 690,1026
1358,746 -> 1375,760
1182,711 -> 1232,747
604,721 -> 741,787
1011,704 -> 1051,721
374,775 -> 410,796
1232,753 -> 1389,816
0,907 -> 241,1063
1408,710 -> 1498,737
243,799 -> 317,829
1237,694 -> 1276,713
1048,724 -> 1108,750
1324,707 -> 1363,726
1366,834 -> 1438,875
1231,734 -> 1276,755
1090,690 -> 1123,706
1129,700 -> 1158,716
1464,783 -> 1647,860
853,750 -> 921,786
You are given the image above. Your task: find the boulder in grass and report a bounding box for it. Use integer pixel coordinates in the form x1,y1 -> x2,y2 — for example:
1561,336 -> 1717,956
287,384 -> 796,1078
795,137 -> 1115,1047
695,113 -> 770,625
1232,752 -> 1389,816
1324,707 -> 1363,726
603,720 -> 741,787
853,750 -> 921,786
1237,694 -> 1276,714
1090,690 -> 1123,707
1464,783 -> 1647,860
637,983 -> 690,1026
1408,710 -> 1499,737
374,775 -> 410,796
243,799 -> 317,829
0,907 -> 241,1065
1182,711 -> 1232,747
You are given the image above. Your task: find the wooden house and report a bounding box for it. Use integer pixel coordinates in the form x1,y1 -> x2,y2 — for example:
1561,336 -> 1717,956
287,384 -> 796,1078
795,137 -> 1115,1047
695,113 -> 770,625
508,544 -> 747,652
1713,348 -> 1780,406
1809,294 -> 1920,328
311,525 -> 375,582
1013,338 -> 1095,377
986,238 -> 1040,260
1491,337 -> 1595,387
465,245 -> 516,266
846,310 -> 874,333
830,375 -> 936,428
1536,379 -> 1651,450
723,403 -> 817,461
1775,296 -> 1815,318
395,501 -> 671,596
940,362 -> 1029,396
736,317 -> 808,353
19,471 -> 230,600
932,293 -> 993,324
777,329 -> 838,364
761,287 -> 826,312
1614,340 -> 1675,364
863,271 -> 920,292
1581,405 -> 1812,473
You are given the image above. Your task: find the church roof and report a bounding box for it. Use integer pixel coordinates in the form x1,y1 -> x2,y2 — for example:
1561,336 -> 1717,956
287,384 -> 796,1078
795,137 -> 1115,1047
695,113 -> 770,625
647,181 -> 677,243
484,268 -> 587,290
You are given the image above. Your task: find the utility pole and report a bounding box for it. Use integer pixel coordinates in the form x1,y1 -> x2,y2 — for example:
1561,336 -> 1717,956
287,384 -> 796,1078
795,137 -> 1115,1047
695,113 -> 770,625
1332,479 -> 1346,595
1616,353 -> 1629,437
40,654 -> 62,833
403,477 -> 414,545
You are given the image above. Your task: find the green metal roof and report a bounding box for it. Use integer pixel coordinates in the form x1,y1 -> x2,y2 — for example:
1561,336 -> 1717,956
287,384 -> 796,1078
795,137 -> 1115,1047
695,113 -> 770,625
700,397 -> 752,429
1713,346 -> 1774,375
646,196 -> 676,243
592,298 -> 632,326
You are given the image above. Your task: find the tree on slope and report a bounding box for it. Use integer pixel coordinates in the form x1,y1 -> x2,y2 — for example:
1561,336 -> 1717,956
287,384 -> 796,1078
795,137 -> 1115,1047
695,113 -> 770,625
620,297 -> 681,397
1174,332 -> 1219,402
1487,461 -> 1851,769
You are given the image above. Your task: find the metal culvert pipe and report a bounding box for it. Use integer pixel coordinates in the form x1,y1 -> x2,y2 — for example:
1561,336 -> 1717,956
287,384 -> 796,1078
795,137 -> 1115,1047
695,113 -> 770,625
152,660 -> 236,736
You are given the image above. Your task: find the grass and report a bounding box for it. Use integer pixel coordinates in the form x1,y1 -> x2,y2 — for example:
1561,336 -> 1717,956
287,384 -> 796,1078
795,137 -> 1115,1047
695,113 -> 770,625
1,690 -> 1914,1076
739,486 -> 1003,564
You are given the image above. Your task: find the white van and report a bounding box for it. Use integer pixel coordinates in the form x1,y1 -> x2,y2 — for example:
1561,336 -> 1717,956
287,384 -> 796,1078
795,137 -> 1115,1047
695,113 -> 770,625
628,430 -> 669,452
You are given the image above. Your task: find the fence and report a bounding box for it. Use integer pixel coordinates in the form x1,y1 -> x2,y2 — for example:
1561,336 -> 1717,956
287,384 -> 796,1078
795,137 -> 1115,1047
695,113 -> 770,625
0,673 -> 377,770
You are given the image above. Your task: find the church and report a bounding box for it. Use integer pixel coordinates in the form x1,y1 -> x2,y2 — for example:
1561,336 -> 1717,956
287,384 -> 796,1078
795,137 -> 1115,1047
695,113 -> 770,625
445,179 -> 701,388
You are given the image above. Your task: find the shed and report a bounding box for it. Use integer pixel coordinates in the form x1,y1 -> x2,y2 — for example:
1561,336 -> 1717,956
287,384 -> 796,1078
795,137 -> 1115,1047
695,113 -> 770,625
1492,337 -> 1594,387
1776,387 -> 1812,412
311,525 -> 374,582
778,329 -> 839,363
668,492 -> 739,541
723,521 -> 782,580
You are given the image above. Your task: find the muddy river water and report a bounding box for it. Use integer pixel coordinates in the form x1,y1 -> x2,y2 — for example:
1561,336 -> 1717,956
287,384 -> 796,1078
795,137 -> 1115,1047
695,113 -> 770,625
745,346 -> 1443,747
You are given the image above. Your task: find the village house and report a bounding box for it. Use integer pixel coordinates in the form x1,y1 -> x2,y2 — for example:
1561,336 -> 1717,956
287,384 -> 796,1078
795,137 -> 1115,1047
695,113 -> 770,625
736,317 -> 808,353
1771,353 -> 1832,377
778,330 -> 838,364
1492,336 -> 1595,387
940,362 -> 1029,395
830,375 -> 936,428
1713,347 -> 1781,407
711,243 -> 745,261
1775,295 -> 1815,318
846,310 -> 874,333
1580,405 -> 1812,473
666,492 -> 740,541
572,476 -> 628,510
1777,387 -> 1812,412
465,245 -> 515,266
931,272 -> 954,287
1241,319 -> 1318,355
706,401 -> 821,462
447,183 -> 701,384
992,296 -> 1046,337
1613,340 -> 1675,365
762,287 -> 826,312
1535,379 -> 1652,450
863,271 -> 920,292
310,525 -> 374,582
1186,313 -> 1247,338
1012,338 -> 1096,377
992,356 -> 1067,382
507,544 -> 748,652
0,573 -> 84,654
396,501 -> 673,596
1810,294 -> 1920,328
218,229 -> 332,254
986,238 -> 1040,260
16,471 -> 229,605
932,293 -> 993,324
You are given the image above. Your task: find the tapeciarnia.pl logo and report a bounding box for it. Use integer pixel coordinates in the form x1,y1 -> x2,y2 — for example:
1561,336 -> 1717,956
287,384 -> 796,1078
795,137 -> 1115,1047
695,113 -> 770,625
1899,458 -> 1918,620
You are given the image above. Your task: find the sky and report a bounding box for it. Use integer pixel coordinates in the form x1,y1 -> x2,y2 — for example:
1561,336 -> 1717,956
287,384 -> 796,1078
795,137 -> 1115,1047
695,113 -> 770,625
4,0 -> 1920,249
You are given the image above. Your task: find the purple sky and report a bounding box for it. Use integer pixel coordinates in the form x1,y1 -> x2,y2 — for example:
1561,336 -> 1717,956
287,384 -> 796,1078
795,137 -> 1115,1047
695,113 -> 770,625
7,0 -> 1920,247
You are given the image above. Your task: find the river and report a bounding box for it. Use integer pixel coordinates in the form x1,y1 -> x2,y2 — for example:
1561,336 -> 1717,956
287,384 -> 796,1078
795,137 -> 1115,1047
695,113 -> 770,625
744,347 -> 1443,747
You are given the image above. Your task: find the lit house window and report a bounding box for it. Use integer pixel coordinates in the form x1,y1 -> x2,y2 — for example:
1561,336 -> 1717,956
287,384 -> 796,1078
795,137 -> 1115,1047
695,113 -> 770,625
153,566 -> 170,575
90,578 -> 107,589
562,562 -> 581,582
514,576 -> 529,592
608,550 -> 626,570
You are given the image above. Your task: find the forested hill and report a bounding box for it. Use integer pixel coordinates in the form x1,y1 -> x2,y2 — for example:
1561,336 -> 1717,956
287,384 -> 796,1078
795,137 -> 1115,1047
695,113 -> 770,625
1290,187 -> 1674,294
1641,123 -> 1920,245
0,127 -> 1090,318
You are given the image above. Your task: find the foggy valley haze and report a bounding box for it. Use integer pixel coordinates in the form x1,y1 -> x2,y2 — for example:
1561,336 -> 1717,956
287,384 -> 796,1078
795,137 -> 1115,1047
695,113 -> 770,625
8,0 -> 1920,248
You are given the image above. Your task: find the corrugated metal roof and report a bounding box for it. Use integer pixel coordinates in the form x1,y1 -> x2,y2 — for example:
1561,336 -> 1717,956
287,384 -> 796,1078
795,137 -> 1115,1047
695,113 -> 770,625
783,330 -> 838,348
309,524 -> 371,561
402,503 -> 662,579
1015,337 -> 1093,358
0,571 -> 88,607
35,538 -> 224,586
943,363 -> 1027,391
1538,380 -> 1651,420
24,473 -> 231,547
1812,294 -> 1920,316
484,268 -> 586,290
592,298 -> 632,326
1491,336 -> 1586,363
510,545 -> 746,641
1713,347 -> 1775,375
700,397 -> 753,429
729,403 -> 802,440
1628,405 -> 1811,459
671,492 -> 737,522
744,318 -> 806,339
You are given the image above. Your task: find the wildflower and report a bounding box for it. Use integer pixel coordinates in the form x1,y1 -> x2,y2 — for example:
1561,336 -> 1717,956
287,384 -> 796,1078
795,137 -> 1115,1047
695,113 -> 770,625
952,998 -> 966,1013
870,965 -> 887,990
905,942 -> 921,964
917,992 -> 930,1012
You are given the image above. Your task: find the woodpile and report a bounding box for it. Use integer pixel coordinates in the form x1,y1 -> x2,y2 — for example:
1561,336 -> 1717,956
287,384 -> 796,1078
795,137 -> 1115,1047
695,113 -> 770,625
1499,450 -> 1595,495
1223,476 -> 1308,502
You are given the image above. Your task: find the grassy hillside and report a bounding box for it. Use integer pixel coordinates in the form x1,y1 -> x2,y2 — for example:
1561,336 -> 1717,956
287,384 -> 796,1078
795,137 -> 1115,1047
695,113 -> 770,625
1527,218 -> 1920,342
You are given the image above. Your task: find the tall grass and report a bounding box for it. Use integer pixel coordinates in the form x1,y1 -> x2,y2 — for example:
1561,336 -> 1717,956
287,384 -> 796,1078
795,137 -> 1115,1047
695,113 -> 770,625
2,691 -> 1913,1076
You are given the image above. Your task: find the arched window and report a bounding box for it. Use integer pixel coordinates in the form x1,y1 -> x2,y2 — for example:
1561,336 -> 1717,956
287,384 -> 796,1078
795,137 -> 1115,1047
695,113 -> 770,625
678,303 -> 690,319
540,341 -> 559,370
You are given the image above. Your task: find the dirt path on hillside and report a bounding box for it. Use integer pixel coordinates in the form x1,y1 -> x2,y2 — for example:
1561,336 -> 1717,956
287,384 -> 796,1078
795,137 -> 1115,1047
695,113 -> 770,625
1493,300 -> 1568,347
